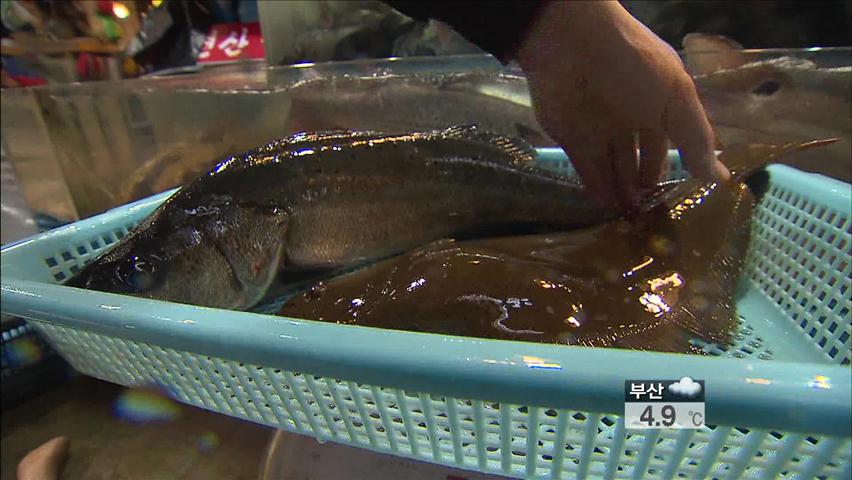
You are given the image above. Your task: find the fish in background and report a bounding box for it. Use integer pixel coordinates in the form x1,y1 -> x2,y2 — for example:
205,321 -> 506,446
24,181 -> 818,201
119,119 -> 273,207
286,72 -> 552,146
122,142 -> 236,206
685,33 -> 851,182
119,72 -> 551,205
68,126 -> 608,310
279,140 -> 834,354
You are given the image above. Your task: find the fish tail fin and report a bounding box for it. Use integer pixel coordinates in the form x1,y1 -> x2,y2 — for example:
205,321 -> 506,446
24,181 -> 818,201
682,33 -> 749,75
721,139 -> 839,182
437,125 -> 537,166
743,169 -> 772,199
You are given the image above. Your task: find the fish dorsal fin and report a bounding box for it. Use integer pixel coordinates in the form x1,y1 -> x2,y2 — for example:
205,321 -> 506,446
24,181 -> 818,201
204,130 -> 394,177
683,33 -> 750,75
436,125 -> 537,166
251,130 -> 388,155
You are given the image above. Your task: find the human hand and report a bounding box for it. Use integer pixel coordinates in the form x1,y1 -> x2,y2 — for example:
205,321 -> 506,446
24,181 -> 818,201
515,1 -> 730,209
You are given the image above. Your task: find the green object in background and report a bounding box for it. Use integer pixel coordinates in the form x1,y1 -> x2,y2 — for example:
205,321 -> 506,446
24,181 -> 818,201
99,14 -> 120,42
1,0 -> 38,31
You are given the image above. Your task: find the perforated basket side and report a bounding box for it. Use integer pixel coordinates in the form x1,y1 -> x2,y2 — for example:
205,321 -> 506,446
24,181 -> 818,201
745,166 -> 852,365
33,322 -> 852,480
41,222 -> 137,283
1,318 -> 70,407
0,188 -> 174,284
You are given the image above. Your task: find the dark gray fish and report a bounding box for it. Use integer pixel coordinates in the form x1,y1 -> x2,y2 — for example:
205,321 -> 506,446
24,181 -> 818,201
67,126 -> 608,310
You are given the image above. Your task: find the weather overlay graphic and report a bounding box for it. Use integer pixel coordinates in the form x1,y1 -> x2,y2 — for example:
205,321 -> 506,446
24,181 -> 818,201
624,377 -> 705,429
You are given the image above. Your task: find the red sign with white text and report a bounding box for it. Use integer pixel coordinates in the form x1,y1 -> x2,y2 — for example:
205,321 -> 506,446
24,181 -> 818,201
198,23 -> 264,64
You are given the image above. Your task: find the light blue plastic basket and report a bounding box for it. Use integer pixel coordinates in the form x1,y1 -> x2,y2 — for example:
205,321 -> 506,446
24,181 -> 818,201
2,151 -> 850,479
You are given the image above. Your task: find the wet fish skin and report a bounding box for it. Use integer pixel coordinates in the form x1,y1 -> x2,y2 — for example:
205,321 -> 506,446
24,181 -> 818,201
67,126 -> 607,310
279,140 -> 832,353
278,177 -> 752,352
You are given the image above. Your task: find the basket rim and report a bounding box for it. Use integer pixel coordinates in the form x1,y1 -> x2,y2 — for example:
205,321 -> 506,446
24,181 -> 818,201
2,159 -> 850,438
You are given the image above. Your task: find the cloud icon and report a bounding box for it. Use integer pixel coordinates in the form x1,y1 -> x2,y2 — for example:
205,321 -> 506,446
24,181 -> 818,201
668,377 -> 702,398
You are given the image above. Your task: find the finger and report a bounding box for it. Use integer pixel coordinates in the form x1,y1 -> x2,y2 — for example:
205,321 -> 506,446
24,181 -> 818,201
638,129 -> 668,188
572,145 -> 618,208
552,131 -> 617,207
663,77 -> 731,182
610,133 -> 639,210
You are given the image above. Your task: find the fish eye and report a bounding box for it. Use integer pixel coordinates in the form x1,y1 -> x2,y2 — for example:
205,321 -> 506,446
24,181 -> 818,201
752,80 -> 780,96
116,256 -> 159,293
128,269 -> 156,292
